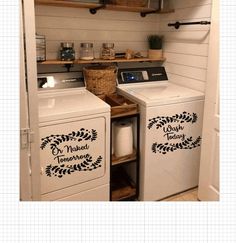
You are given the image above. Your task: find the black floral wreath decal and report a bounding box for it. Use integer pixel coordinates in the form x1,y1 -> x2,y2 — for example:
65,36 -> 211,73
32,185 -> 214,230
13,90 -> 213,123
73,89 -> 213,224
40,128 -> 97,151
148,112 -> 198,130
45,155 -> 102,178
152,136 -> 201,154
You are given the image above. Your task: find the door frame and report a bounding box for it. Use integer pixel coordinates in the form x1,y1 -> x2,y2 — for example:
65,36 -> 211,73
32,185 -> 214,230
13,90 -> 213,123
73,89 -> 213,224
20,1 -> 31,200
198,0 -> 219,201
21,0 -> 41,200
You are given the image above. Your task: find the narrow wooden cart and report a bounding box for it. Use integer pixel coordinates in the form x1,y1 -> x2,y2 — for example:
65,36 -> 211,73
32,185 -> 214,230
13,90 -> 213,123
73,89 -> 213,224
99,94 -> 140,201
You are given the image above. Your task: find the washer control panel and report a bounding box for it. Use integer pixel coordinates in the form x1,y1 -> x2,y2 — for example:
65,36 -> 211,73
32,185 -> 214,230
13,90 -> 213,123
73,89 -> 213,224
121,71 -> 148,83
118,67 -> 168,84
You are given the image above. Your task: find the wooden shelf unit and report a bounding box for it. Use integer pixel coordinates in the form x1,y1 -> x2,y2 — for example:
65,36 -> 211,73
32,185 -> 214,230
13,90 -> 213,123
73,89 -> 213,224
35,0 -> 174,15
110,111 -> 140,201
98,94 -> 140,201
38,57 -> 166,65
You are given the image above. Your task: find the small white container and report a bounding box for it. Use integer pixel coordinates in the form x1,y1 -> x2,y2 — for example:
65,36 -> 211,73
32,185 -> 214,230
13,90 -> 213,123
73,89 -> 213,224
79,43 -> 94,60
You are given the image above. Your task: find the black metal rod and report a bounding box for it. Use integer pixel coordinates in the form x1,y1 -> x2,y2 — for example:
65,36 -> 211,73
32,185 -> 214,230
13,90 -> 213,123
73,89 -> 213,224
89,0 -> 106,15
89,4 -> 106,14
168,21 -> 211,29
140,10 -> 157,17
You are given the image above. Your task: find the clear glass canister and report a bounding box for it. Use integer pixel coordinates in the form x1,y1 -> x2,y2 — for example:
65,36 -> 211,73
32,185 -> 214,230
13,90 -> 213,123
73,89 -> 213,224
36,34 -> 46,62
60,42 -> 75,61
79,43 -> 94,60
101,43 -> 115,60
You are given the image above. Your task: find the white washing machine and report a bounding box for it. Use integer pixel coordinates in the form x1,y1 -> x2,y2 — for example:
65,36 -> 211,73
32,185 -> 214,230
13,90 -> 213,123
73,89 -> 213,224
37,72 -> 110,201
117,67 -> 205,201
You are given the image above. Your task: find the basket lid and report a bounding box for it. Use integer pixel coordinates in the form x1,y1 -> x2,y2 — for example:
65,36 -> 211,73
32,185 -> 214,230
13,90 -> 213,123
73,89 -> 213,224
84,65 -> 117,71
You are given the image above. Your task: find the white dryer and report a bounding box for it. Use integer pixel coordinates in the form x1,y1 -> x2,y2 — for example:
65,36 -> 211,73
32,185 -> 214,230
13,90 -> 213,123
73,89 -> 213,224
37,72 -> 110,201
117,67 -> 205,201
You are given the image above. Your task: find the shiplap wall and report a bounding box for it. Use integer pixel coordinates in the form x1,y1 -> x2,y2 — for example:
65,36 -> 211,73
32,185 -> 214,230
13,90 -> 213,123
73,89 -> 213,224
35,5 -> 159,60
161,0 -> 212,92
35,1 -> 212,92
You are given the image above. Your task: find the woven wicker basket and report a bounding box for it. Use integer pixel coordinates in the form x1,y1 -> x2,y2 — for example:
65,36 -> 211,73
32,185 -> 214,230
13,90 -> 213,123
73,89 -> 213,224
83,66 -> 117,95
109,0 -> 148,7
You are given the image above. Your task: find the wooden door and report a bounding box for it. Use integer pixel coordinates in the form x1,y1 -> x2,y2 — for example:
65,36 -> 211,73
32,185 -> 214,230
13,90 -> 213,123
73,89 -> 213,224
198,0 -> 219,201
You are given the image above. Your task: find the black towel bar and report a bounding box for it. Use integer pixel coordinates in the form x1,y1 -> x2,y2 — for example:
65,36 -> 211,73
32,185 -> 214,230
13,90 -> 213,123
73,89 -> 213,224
168,21 -> 211,29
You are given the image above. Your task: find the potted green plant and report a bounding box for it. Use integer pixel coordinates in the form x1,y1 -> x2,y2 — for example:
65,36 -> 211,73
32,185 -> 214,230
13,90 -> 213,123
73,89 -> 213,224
147,35 -> 163,59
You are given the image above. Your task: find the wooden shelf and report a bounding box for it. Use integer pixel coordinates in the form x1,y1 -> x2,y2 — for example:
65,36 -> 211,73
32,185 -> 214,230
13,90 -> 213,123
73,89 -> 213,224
111,167 -> 136,201
38,60 -> 74,65
112,149 -> 137,166
76,57 -> 166,64
104,4 -> 155,13
35,0 -> 102,9
38,57 -> 166,65
160,9 -> 175,14
107,6 -> 175,15
35,0 -> 174,15
112,185 -> 136,201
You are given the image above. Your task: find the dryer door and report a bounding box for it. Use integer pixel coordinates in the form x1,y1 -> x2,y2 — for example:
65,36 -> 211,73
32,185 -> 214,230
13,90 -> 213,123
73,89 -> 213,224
39,117 -> 106,194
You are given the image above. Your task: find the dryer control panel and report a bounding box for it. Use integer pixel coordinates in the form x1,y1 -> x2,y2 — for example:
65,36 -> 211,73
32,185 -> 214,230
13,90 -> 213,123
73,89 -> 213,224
37,71 -> 84,91
118,67 -> 168,84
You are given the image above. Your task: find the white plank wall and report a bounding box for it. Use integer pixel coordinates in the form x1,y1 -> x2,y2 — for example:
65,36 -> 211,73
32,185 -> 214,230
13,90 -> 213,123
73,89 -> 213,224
35,5 -> 160,60
35,1 -> 212,92
161,0 -> 212,92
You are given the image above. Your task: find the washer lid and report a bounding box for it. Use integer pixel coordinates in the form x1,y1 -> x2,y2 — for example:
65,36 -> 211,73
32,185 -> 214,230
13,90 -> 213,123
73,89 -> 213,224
38,90 -> 110,123
119,83 -> 204,106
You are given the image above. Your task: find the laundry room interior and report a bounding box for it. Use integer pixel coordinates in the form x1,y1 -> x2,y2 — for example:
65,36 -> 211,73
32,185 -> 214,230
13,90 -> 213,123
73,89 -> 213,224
20,0 -> 219,201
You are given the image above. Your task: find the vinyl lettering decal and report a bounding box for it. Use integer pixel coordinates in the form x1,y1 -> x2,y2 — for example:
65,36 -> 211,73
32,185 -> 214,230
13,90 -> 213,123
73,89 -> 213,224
40,128 -> 102,178
148,112 -> 201,154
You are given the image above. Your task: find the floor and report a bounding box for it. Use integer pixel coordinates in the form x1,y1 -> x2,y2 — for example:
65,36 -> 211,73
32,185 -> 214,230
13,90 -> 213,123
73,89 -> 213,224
161,188 -> 199,201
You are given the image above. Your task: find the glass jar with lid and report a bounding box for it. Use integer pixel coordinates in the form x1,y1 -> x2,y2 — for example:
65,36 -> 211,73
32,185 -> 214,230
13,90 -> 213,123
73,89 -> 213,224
60,42 -> 75,61
100,43 -> 115,60
79,43 -> 94,60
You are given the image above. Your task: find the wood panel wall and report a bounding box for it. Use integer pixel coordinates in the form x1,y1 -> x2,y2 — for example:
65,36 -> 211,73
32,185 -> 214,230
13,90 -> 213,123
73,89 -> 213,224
161,0 -> 212,92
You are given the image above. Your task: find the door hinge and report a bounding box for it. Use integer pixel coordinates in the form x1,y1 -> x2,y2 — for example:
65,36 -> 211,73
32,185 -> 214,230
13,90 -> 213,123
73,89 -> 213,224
20,128 -> 34,149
